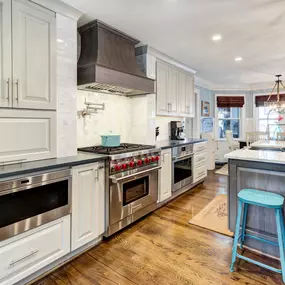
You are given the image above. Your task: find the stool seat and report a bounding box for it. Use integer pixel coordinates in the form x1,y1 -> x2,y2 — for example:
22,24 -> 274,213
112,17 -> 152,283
238,189 -> 284,208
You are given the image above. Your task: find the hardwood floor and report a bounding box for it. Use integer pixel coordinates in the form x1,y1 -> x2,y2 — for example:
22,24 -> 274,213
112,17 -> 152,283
34,171 -> 283,285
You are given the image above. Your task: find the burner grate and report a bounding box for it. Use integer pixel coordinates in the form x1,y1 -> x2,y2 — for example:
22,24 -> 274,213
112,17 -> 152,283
78,143 -> 155,155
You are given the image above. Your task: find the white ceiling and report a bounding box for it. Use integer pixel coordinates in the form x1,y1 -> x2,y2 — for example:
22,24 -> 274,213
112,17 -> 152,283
63,0 -> 285,90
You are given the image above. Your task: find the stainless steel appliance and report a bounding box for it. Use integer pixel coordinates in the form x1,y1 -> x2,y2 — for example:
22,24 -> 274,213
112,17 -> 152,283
172,144 -> 193,192
78,143 -> 161,236
170,121 -> 185,140
0,169 -> 71,241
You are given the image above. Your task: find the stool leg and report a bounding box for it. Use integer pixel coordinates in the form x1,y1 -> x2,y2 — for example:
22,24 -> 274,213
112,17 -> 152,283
280,210 -> 285,250
240,203 -> 248,250
230,200 -> 243,272
275,208 -> 285,283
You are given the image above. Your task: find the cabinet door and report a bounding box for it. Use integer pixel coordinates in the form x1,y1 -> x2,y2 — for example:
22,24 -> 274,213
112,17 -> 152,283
158,148 -> 172,203
156,60 -> 169,115
178,71 -> 187,117
72,162 -> 105,251
0,109 -> 56,164
186,74 -> 195,117
168,67 -> 178,115
12,0 -> 56,110
0,0 -> 12,108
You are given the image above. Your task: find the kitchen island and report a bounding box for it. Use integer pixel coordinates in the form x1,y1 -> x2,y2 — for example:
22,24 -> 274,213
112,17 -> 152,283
225,148 -> 285,257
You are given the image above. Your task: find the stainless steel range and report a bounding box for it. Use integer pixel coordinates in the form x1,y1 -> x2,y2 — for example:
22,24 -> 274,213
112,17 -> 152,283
78,143 -> 161,236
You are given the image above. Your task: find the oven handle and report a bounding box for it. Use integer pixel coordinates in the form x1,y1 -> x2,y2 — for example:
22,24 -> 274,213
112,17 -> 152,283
110,166 -> 162,183
172,153 -> 193,162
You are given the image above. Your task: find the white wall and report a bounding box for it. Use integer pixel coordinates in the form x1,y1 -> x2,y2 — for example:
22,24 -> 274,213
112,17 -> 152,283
77,90 -> 132,147
56,14 -> 78,157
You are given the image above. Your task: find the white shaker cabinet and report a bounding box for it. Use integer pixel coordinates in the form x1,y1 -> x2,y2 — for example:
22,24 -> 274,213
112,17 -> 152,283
12,0 -> 56,110
0,0 -> 12,108
178,71 -> 195,118
156,59 -> 195,117
156,60 -> 178,116
0,216 -> 70,285
158,148 -> 172,203
0,109 -> 56,164
156,60 -> 169,115
72,162 -> 105,251
186,74 -> 195,117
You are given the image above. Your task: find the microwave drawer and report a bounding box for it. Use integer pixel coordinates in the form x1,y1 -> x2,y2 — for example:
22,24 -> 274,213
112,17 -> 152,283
194,152 -> 207,167
193,142 -> 207,154
0,216 -> 70,285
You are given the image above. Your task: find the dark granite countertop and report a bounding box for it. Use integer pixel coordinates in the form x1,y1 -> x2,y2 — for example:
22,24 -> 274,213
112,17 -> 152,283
0,152 -> 108,180
156,138 -> 207,150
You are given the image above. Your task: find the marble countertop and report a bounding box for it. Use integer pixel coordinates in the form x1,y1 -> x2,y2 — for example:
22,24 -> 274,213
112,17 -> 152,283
251,140 -> 285,149
225,148 -> 285,164
0,152 -> 108,180
156,138 -> 207,149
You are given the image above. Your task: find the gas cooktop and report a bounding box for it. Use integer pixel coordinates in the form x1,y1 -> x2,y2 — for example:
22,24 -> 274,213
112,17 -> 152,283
78,143 -> 155,155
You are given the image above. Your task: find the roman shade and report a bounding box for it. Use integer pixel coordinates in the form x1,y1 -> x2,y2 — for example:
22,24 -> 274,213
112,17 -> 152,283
255,94 -> 285,107
217,96 -> 245,108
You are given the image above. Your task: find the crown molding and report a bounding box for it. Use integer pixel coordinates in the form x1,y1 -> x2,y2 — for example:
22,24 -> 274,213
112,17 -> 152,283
138,45 -> 196,75
30,0 -> 83,21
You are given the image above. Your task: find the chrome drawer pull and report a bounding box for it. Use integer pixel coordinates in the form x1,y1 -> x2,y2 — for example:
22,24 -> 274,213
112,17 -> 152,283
9,250 -> 39,267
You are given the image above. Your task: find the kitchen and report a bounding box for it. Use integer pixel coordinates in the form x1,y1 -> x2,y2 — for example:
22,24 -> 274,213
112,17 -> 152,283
0,0 -> 284,284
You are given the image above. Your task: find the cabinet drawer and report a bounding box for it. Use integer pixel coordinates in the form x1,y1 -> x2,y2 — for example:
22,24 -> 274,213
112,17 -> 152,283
0,216 -> 70,285
194,152 -> 207,167
194,165 -> 207,182
193,142 -> 207,154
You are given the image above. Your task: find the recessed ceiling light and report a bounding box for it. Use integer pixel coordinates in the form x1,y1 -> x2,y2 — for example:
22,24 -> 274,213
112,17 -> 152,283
235,56 -> 243,62
57,39 -> 64,43
211,34 -> 222,42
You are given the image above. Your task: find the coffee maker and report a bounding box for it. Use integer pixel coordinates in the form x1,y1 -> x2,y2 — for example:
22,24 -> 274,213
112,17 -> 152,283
170,121 -> 185,140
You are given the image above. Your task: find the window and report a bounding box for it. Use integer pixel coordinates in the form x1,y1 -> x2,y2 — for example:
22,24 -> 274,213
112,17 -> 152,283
217,107 -> 241,139
256,106 -> 285,139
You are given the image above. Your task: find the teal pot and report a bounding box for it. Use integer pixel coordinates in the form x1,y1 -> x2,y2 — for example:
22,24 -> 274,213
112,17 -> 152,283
101,134 -> 121,147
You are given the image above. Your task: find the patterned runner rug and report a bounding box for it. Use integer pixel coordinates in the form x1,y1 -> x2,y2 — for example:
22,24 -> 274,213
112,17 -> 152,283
189,194 -> 234,237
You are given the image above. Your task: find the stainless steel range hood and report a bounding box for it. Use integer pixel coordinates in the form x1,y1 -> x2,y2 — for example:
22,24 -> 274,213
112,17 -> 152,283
77,20 -> 155,95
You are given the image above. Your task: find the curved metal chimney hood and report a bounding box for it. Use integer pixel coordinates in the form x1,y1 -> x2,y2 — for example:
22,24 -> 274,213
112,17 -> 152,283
77,20 -> 155,95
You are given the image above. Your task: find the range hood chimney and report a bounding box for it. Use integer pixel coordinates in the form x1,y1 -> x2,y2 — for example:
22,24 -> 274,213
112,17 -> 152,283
77,20 -> 155,95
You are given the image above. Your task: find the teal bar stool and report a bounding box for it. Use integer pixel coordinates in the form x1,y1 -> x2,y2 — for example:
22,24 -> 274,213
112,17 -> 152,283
230,189 -> 285,282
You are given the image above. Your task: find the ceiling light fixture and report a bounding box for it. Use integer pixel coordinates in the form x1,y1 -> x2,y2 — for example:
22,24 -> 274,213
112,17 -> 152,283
234,56 -> 243,62
264,75 -> 285,110
211,34 -> 222,42
57,39 -> 64,43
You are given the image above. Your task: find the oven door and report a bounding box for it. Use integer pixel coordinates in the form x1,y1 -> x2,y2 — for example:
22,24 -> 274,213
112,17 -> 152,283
172,154 -> 193,192
109,167 -> 160,226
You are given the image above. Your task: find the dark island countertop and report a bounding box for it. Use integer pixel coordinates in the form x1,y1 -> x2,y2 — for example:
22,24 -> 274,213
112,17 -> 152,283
0,152 -> 108,180
156,138 -> 207,150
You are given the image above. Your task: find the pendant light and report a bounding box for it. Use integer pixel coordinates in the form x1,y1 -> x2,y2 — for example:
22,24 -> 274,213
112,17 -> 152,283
264,75 -> 285,110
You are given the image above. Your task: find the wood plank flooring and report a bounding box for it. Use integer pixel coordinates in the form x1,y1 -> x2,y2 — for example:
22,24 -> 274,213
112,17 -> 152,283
34,171 -> 283,285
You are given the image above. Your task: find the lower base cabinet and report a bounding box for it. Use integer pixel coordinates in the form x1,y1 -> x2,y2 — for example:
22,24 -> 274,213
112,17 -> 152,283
158,148 -> 172,203
71,162 -> 105,251
193,142 -> 208,183
0,215 -> 70,285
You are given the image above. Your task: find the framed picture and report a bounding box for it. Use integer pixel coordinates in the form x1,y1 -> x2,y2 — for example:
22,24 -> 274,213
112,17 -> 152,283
201,101 -> 210,117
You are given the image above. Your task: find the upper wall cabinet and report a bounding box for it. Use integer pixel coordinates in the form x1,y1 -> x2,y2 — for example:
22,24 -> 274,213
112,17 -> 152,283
156,60 -> 195,118
0,0 -> 12,108
0,0 -> 56,110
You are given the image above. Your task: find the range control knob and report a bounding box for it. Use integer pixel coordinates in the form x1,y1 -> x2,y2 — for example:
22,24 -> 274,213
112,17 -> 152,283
137,159 -> 143,166
151,156 -> 156,162
129,161 -> 135,168
155,156 -> 160,161
114,164 -> 121,171
121,163 -> 127,170
144,158 -> 150,164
